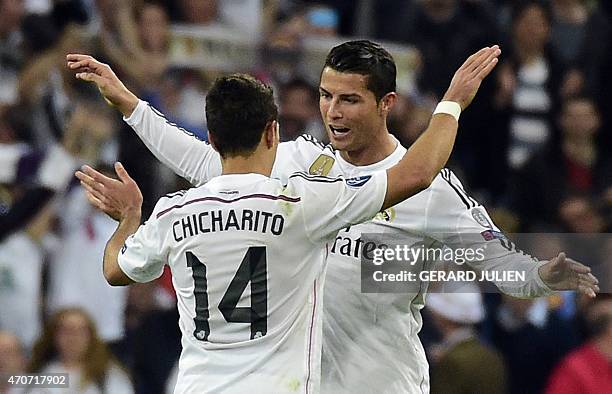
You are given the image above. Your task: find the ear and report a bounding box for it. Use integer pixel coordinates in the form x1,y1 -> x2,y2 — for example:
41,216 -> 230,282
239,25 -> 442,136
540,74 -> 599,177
379,92 -> 397,115
264,120 -> 279,149
207,130 -> 219,152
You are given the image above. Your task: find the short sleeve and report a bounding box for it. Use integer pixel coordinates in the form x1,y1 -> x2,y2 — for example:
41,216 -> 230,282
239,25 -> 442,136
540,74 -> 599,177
287,171 -> 387,243
117,214 -> 165,283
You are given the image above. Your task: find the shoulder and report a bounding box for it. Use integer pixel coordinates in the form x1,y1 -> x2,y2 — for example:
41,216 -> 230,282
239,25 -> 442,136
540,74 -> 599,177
287,171 -> 344,184
296,134 -> 334,152
279,134 -> 335,157
152,189 -> 192,220
433,168 -> 480,211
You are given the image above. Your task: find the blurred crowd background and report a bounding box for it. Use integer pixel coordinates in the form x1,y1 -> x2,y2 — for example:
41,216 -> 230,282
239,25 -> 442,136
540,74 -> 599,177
1,0 -> 611,393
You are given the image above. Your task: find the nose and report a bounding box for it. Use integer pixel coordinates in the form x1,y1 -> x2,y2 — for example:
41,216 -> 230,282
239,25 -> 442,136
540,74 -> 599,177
327,99 -> 342,120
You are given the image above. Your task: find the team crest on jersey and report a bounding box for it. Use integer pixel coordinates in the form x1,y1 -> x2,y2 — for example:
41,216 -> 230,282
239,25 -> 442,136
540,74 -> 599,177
308,154 -> 335,176
346,176 -> 372,188
375,207 -> 396,222
471,207 -> 492,228
481,230 -> 505,241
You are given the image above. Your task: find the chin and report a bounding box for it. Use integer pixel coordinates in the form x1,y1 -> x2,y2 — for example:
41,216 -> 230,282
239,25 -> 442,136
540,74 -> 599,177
329,138 -> 350,152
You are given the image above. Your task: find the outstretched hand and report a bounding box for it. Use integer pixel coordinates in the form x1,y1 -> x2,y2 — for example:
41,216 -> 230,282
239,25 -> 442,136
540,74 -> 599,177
66,54 -> 139,117
539,252 -> 600,298
75,162 -> 143,222
443,45 -> 502,110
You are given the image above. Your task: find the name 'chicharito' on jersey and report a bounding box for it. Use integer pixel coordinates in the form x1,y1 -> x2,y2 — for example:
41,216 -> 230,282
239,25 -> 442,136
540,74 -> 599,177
171,208 -> 285,241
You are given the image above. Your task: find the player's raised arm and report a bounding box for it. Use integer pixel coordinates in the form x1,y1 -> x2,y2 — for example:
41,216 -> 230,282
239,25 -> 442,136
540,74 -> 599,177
66,54 -> 221,186
382,46 -> 501,210
66,54 -> 139,117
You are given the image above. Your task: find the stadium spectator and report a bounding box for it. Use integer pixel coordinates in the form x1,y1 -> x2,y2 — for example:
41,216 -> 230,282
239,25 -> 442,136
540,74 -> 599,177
428,288 -> 508,394
100,1 -> 169,90
0,102 -> 86,350
278,78 -> 325,142
558,195 -> 607,233
492,0 -> 566,193
0,105 -> 82,241
545,294 -> 612,394
550,0 -> 591,65
0,331 -> 27,394
387,95 -> 434,149
491,296 -> 579,394
391,0 -> 495,100
509,96 -> 612,230
374,0 -> 500,196
122,283 -> 181,394
142,69 -> 209,141
18,24 -> 94,147
47,181 -> 128,347
29,308 -> 133,394
165,0 -> 263,35
0,0 -> 26,111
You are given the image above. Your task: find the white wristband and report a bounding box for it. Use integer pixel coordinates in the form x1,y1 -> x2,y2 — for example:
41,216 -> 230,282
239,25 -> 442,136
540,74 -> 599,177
433,101 -> 461,122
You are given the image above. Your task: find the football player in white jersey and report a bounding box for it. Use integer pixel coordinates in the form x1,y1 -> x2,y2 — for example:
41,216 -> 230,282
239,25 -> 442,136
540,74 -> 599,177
68,40 -> 598,393
73,57 -> 491,393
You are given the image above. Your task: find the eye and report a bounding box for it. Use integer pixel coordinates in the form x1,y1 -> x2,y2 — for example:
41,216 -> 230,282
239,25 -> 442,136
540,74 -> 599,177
320,91 -> 331,99
343,98 -> 358,104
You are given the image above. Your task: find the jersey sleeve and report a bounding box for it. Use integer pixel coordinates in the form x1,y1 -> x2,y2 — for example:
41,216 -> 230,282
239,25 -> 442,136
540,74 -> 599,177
426,169 -> 553,298
123,100 -> 222,187
117,203 -> 167,283
287,171 -> 387,243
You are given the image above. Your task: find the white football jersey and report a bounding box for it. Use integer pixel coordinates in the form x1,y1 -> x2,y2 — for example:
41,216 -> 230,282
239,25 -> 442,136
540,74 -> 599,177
117,170 -> 387,394
125,100 -> 552,393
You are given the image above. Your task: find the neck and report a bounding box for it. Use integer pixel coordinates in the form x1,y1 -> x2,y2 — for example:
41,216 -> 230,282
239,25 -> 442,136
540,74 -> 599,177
339,132 -> 397,166
221,151 -> 273,177
516,45 -> 544,64
60,358 -> 82,369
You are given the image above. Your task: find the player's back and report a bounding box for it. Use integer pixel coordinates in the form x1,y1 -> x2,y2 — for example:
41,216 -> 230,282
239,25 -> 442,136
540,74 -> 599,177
155,174 -> 325,393
118,165 -> 387,393
137,174 -> 342,393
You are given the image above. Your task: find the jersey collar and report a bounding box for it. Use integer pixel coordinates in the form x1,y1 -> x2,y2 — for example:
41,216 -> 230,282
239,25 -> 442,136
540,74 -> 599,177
205,173 -> 270,189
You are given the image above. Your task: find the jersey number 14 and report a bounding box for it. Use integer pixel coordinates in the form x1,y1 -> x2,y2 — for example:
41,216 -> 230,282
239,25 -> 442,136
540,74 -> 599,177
186,246 -> 268,341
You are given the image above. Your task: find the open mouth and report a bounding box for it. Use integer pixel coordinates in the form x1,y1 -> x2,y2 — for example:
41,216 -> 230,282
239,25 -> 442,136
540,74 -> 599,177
329,125 -> 351,136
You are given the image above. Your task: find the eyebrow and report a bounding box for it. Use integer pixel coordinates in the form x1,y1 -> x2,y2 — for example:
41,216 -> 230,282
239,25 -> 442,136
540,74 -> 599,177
319,87 -> 362,100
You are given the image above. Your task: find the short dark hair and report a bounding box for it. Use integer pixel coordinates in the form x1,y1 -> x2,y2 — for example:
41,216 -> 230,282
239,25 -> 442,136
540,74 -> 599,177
324,40 -> 396,101
205,74 -> 278,158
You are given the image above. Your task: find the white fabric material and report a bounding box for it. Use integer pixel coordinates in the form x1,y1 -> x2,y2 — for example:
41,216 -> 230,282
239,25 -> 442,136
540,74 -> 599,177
426,290 -> 485,324
47,188 -> 128,342
37,144 -> 77,192
117,170 -> 386,393
124,100 -> 554,394
0,143 -> 28,184
0,233 -> 43,350
433,101 -> 461,121
31,361 -> 133,394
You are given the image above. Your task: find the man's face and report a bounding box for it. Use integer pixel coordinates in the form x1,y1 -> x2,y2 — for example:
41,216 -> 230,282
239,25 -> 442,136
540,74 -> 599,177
319,67 -> 384,153
561,99 -> 600,138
